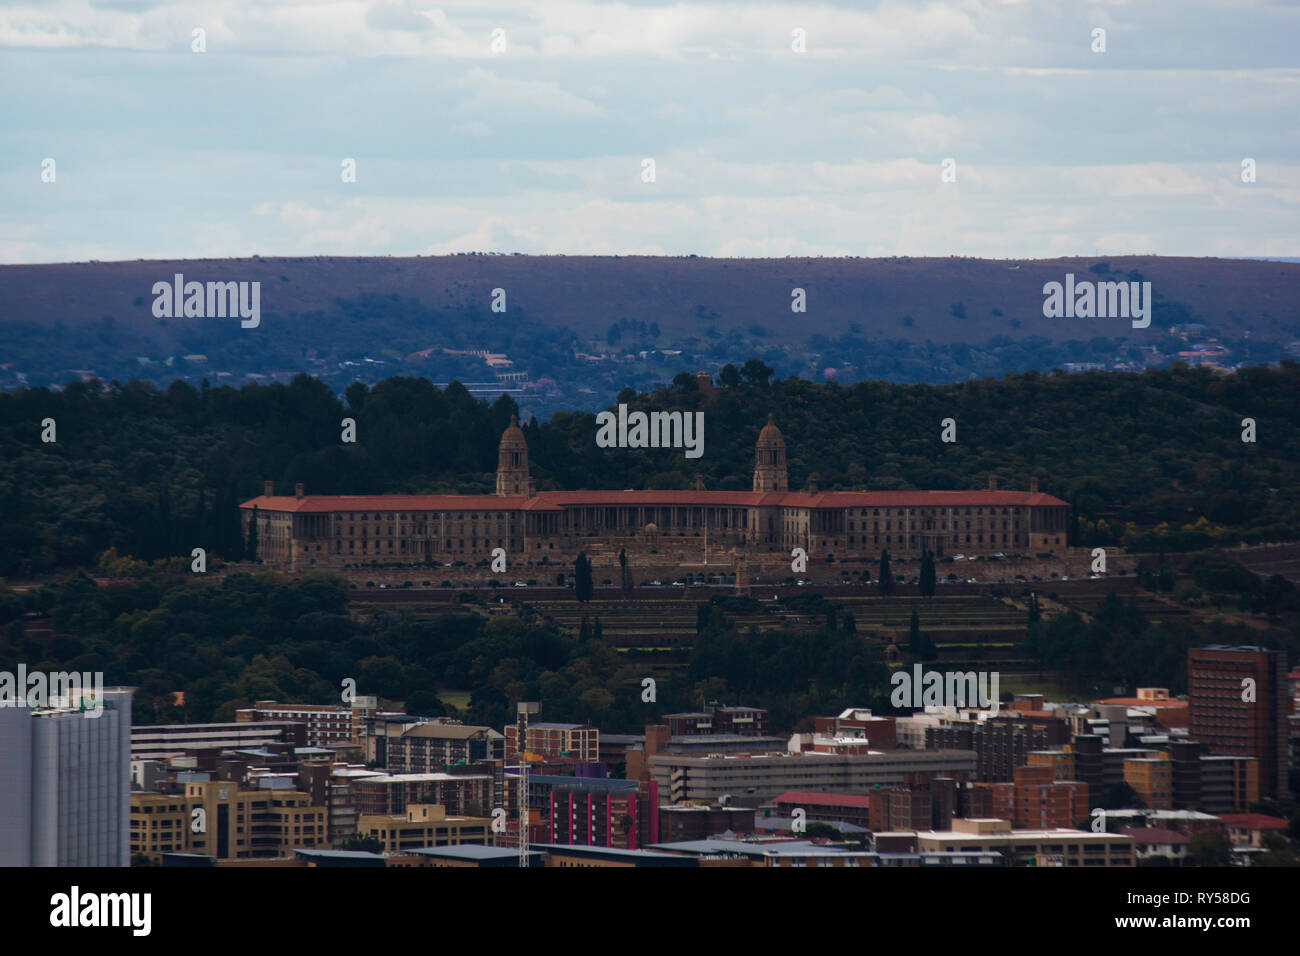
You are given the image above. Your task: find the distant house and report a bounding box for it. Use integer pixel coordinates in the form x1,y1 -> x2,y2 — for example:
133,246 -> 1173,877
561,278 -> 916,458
1217,814 -> 1289,848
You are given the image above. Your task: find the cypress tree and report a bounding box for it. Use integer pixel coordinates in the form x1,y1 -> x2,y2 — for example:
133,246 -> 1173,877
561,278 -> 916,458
879,550 -> 895,596
919,549 -> 936,597
575,552 -> 594,602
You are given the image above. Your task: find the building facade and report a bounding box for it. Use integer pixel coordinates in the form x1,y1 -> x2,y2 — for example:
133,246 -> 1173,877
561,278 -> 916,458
1188,645 -> 1290,800
241,416 -> 1070,571
0,688 -> 132,867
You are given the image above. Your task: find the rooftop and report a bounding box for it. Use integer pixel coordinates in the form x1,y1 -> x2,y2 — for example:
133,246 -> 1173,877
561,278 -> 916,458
241,488 -> 1068,514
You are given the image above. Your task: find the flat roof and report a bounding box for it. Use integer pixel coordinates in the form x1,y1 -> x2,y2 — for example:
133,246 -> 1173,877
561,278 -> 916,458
241,488 -> 1068,514
534,844 -> 698,866
408,845 -> 541,861
647,839 -> 865,858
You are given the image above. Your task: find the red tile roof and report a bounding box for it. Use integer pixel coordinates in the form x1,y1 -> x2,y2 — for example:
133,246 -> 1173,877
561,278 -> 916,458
772,790 -> 874,809
1215,814 -> 1289,830
1120,827 -> 1189,845
241,489 -> 1068,513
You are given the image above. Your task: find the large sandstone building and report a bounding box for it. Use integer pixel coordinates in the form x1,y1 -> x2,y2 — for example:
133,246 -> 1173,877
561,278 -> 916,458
241,415 -> 1069,572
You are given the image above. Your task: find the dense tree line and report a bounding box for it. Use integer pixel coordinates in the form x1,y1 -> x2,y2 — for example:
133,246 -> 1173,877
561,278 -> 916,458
0,573 -> 699,731
1024,563 -> 1300,694
1,362 -> 1298,575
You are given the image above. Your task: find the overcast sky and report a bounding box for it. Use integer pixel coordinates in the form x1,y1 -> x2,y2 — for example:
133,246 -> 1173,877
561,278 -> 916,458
2,0 -> 1298,263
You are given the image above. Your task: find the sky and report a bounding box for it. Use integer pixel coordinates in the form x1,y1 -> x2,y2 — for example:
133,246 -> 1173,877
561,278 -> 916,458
1,0 -> 1298,263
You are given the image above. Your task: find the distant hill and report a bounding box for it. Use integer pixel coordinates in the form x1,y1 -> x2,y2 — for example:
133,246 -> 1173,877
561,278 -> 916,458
3,254 -> 1298,346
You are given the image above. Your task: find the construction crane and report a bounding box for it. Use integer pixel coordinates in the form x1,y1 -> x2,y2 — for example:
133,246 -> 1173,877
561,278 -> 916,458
516,702 -> 541,868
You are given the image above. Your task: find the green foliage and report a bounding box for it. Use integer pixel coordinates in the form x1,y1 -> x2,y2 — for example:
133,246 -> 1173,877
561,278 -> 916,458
907,609 -> 937,662
574,553 -> 594,603
878,551 -> 895,596
0,572 -> 708,733
919,549 -> 936,597
686,615 -> 891,730
1187,830 -> 1232,867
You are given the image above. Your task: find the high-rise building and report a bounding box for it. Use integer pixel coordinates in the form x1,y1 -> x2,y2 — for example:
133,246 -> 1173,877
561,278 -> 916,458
1188,645 -> 1289,800
0,687 -> 132,866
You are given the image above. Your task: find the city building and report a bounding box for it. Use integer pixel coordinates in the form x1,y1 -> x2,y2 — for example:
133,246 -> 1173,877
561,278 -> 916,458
235,698 -> 379,748
505,721 -> 599,763
130,778 -> 327,862
537,844 -> 699,868
404,845 -> 542,868
131,720 -> 306,761
1188,645 -> 1290,799
384,720 -> 506,772
1121,827 -> 1189,864
350,772 -> 493,817
649,748 -> 977,805
915,818 -> 1134,867
772,791 -> 873,830
922,713 -> 1071,782
355,803 -> 493,853
0,687 -> 132,866
1216,813 -> 1289,848
647,839 -> 877,867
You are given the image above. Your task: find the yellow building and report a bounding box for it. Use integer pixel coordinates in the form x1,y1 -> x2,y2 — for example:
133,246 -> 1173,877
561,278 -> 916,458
355,803 -> 494,854
131,780 -> 327,862
916,818 -> 1134,867
1124,755 -> 1173,810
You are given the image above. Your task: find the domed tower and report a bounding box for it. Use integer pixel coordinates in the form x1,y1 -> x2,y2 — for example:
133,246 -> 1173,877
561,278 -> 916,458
752,413 -> 788,492
496,414 -> 533,496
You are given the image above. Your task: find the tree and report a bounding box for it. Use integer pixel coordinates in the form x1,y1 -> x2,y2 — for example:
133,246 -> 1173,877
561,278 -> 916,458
719,363 -> 741,388
618,548 -> 633,595
574,553 -> 594,603
1187,830 -> 1232,867
340,835 -> 384,853
878,550 -> 895,596
908,609 -> 936,662
805,822 -> 843,841
740,358 -> 774,386
919,549 -> 936,597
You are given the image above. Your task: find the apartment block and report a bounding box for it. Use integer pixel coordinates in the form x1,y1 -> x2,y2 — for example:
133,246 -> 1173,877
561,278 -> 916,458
385,720 -> 505,773
1124,754 -> 1173,810
131,720 -> 305,761
505,722 -> 599,763
924,715 -> 1070,782
1188,645 -> 1289,799
350,772 -> 493,817
650,749 -> 977,805
130,778 -> 327,862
